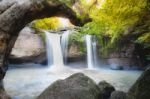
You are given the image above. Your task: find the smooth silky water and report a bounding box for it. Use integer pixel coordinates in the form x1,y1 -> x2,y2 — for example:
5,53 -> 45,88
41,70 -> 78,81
4,31 -> 143,99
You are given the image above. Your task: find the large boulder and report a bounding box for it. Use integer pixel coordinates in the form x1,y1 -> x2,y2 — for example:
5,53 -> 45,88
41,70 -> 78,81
127,68 -> 150,99
10,27 -> 45,58
9,27 -> 47,65
37,73 -> 102,99
98,80 -> 115,99
110,91 -> 127,99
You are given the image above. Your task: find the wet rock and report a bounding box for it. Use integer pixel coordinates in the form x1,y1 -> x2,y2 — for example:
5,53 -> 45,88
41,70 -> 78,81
127,68 -> 150,99
110,63 -> 123,70
0,81 -> 11,99
0,90 -> 11,99
110,91 -> 127,99
105,43 -> 147,69
9,51 -> 47,65
37,73 -> 102,99
98,80 -> 115,99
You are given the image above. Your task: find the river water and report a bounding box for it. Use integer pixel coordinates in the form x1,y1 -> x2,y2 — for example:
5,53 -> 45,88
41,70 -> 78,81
4,65 -> 142,99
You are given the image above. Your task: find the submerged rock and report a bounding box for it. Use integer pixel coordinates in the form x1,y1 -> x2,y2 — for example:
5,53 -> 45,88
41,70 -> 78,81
37,73 -> 102,99
110,91 -> 127,99
98,80 -> 115,99
110,64 -> 123,70
0,90 -> 11,99
127,68 -> 150,99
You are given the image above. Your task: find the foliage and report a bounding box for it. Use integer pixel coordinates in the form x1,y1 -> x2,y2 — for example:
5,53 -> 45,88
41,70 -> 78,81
32,17 -> 60,30
136,32 -> 150,60
68,31 -> 86,53
58,0 -> 76,6
136,33 -> 150,47
78,0 -> 149,53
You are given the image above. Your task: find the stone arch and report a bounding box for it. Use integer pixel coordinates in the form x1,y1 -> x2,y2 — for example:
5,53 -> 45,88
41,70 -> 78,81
0,0 -> 89,95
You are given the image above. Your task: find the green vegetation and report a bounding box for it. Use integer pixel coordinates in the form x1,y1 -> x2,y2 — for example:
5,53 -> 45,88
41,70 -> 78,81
80,0 -> 147,43
32,17 -> 60,30
76,0 -> 150,57
69,31 -> 86,54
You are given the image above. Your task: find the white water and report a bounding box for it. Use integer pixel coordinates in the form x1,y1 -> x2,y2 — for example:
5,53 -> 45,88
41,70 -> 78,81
86,35 -> 98,69
92,36 -> 98,67
45,31 -> 64,69
45,31 -> 53,66
86,35 -> 93,69
61,31 -> 70,64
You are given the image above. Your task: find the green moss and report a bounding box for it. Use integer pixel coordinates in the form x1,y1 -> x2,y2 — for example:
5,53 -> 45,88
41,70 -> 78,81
32,17 -> 60,30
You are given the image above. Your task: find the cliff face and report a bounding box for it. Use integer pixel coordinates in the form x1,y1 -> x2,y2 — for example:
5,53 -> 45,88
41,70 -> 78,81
11,27 -> 45,58
9,27 -> 47,65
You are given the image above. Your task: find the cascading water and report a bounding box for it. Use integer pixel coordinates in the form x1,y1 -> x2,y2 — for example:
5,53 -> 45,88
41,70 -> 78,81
45,30 -> 98,70
45,31 -> 53,66
61,30 -> 70,64
86,35 -> 93,69
92,36 -> 98,67
45,31 -> 64,68
85,35 -> 97,69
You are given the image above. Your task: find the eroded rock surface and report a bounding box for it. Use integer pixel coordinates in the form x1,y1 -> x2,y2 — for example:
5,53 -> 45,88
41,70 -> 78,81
37,73 -> 102,99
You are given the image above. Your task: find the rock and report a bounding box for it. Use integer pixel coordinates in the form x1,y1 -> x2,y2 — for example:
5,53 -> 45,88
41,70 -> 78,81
110,64 -> 123,70
10,27 -> 45,58
105,43 -> 147,69
127,68 -> 150,99
68,43 -> 84,58
37,73 -> 102,99
110,91 -> 127,99
98,80 -> 115,99
0,81 -> 11,99
9,51 -> 47,65
0,0 -> 88,93
0,90 -> 11,99
8,27 -> 47,65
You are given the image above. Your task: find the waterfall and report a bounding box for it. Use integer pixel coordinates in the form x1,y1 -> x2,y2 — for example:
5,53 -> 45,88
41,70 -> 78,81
61,30 -> 70,64
45,31 -> 64,68
85,35 -> 97,69
92,36 -> 98,67
45,31 -> 53,66
86,35 -> 93,69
